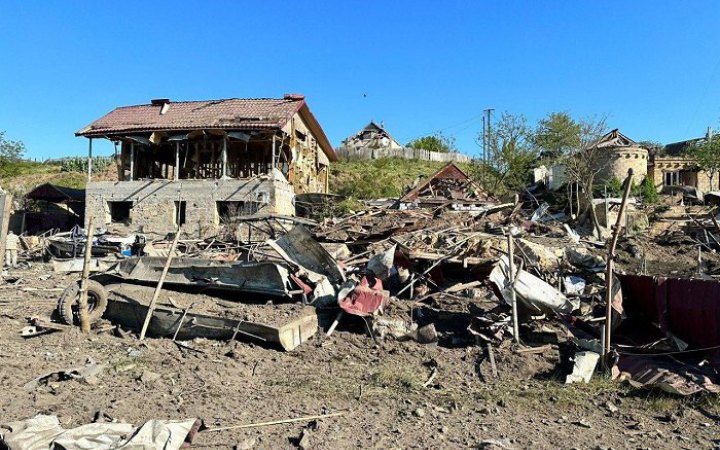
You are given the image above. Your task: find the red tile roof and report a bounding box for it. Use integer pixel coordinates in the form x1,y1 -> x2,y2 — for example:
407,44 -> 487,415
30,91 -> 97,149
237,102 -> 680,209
76,96 -> 337,161
76,98 -> 304,136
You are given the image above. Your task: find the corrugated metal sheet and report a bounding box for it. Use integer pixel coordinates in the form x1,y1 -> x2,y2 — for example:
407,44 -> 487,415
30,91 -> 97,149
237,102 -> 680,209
620,274 -> 720,348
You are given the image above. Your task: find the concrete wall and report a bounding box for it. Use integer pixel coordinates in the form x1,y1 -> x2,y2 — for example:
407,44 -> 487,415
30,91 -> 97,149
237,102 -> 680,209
335,146 -> 471,162
85,172 -> 295,238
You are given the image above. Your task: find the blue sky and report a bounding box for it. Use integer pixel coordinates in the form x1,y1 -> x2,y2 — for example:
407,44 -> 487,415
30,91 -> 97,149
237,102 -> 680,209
1,1 -> 719,160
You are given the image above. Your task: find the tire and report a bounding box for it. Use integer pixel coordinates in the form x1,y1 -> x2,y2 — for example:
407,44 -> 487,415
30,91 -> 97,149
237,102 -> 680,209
57,280 -> 109,326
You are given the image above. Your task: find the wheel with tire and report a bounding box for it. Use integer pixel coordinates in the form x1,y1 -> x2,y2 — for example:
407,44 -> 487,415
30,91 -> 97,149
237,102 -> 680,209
57,280 -> 109,326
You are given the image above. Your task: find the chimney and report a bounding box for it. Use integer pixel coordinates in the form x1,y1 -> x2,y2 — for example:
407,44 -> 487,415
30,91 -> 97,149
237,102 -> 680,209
151,98 -> 171,114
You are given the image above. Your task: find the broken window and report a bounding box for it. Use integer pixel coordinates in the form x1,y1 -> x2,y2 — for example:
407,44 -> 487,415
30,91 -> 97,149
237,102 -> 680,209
108,201 -> 132,223
216,201 -> 261,223
174,201 -> 186,226
664,171 -> 680,186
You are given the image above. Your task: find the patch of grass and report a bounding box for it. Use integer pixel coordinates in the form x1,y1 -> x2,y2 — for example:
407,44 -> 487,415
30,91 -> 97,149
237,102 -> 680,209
369,362 -> 424,392
0,160 -> 58,178
49,172 -> 87,189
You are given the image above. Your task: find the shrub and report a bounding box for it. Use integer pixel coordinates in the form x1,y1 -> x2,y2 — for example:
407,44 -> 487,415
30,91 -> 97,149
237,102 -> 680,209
639,176 -> 658,204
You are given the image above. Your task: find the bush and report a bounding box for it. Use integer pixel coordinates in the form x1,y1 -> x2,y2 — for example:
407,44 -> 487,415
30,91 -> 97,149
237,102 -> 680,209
606,177 -> 623,197
639,176 -> 658,204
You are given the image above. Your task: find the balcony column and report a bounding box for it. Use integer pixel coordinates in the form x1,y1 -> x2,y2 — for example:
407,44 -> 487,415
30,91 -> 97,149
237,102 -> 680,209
222,136 -> 228,179
129,141 -> 134,181
175,142 -> 180,181
271,135 -> 276,173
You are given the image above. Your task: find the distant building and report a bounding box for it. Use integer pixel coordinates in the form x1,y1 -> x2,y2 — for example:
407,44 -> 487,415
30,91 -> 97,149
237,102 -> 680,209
650,132 -> 712,192
341,121 -> 403,150
336,121 -> 470,163
545,129 -> 648,190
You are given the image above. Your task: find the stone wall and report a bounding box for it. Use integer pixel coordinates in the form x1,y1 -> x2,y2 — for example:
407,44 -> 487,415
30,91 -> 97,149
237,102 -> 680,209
85,171 -> 295,238
651,157 -> 713,192
595,147 -> 649,184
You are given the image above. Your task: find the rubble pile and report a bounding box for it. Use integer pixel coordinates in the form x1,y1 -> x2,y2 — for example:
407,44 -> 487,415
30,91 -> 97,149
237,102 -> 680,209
6,166 -> 720,447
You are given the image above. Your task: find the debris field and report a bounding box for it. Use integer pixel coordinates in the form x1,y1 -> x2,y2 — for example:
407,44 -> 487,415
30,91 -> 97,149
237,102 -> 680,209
3,165 -> 720,449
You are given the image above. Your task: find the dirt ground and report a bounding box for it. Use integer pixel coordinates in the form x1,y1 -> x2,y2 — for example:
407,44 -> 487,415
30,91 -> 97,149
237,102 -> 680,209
1,265 -> 719,450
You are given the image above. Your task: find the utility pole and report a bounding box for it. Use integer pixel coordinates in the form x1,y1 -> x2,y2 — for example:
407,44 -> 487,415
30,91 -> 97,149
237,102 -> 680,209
482,115 -> 487,163
483,108 -> 495,162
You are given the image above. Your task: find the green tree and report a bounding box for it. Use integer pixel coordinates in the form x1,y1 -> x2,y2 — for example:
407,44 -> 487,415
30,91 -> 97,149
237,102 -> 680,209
0,131 -> 26,162
689,133 -> 720,190
406,133 -> 457,153
532,112 -> 582,161
478,112 -> 538,194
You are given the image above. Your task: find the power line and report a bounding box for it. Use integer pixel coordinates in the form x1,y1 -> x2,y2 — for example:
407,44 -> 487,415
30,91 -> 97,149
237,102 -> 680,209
685,53 -> 720,136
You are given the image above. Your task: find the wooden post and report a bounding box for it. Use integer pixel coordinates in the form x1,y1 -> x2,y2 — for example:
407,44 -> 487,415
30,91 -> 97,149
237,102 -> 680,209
603,169 -> 634,370
77,218 -> 95,334
507,234 -> 520,344
604,185 -> 609,228
194,142 -> 201,179
87,138 -> 93,182
172,302 -> 194,342
139,227 -> 182,340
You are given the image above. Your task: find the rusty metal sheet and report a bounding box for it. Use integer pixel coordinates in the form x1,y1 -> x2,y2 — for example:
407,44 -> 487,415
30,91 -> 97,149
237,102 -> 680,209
617,355 -> 719,396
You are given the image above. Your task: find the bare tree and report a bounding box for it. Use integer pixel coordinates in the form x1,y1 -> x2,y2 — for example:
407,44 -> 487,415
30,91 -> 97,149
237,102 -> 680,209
561,116 -> 609,238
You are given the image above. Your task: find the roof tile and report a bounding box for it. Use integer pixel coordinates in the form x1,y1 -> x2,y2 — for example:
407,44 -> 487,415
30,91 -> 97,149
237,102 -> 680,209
76,98 -> 304,136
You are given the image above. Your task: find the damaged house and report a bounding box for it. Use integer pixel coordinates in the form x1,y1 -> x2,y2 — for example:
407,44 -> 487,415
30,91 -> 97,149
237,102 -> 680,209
544,129 -> 649,190
341,121 -> 403,151
399,162 -> 496,210
76,94 -> 336,237
650,130 -> 714,192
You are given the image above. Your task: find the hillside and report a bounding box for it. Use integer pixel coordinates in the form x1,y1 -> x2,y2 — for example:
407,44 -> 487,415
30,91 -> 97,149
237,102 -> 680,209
330,158 -> 473,199
0,158 -> 117,200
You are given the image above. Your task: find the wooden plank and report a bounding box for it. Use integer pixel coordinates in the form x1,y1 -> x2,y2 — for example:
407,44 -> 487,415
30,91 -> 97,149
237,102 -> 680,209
139,227 -> 182,340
